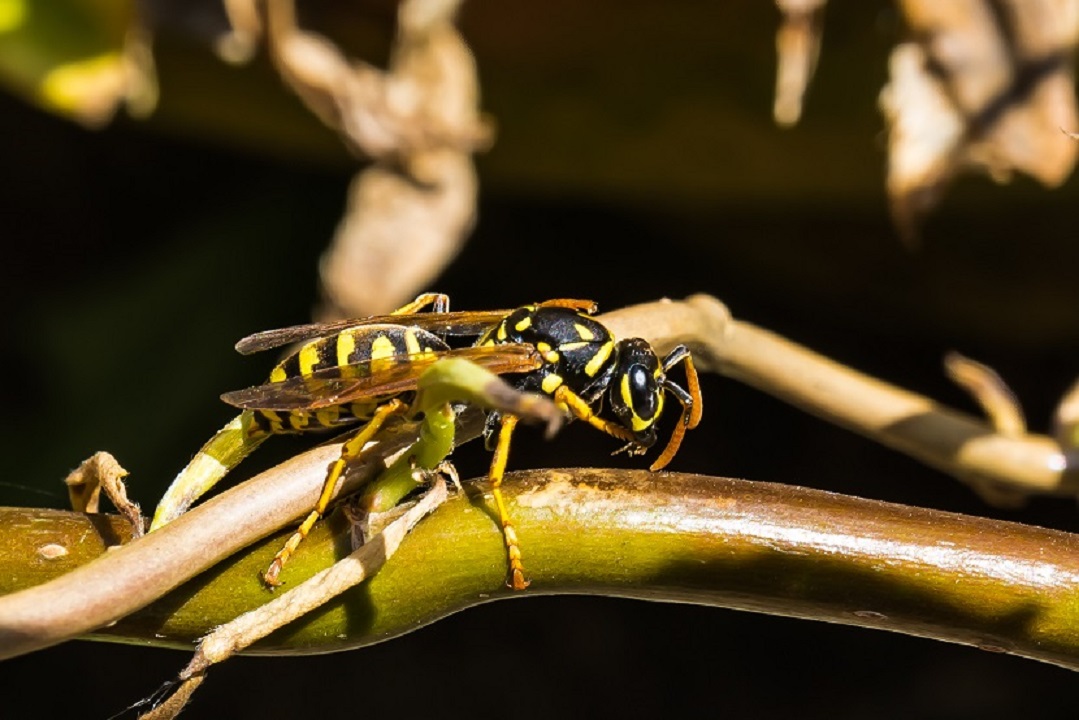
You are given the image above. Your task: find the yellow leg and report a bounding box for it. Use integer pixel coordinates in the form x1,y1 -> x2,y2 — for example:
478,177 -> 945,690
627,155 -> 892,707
489,414 -> 529,590
390,292 -> 449,316
553,385 -> 637,443
535,297 -> 598,314
263,398 -> 410,586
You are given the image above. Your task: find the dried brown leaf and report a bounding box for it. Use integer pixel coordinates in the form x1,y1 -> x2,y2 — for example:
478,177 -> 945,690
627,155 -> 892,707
774,0 -> 827,127
881,0 -> 1079,241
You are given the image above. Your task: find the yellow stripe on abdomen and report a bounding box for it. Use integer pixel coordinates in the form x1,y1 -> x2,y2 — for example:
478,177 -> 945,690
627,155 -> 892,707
369,334 -> 398,373
299,342 -> 322,376
336,331 -> 357,367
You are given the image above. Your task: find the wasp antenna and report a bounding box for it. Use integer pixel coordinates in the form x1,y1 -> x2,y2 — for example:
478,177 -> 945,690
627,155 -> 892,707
649,404 -> 688,471
682,353 -> 703,428
662,345 -> 702,429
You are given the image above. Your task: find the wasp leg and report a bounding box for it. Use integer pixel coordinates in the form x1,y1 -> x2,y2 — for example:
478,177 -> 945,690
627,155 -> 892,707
488,414 -> 530,590
390,292 -> 449,315
552,385 -> 638,444
534,298 -> 598,314
263,397 -> 410,587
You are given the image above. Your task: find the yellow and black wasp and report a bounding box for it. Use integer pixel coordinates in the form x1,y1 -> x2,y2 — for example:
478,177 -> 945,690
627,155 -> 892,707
150,293 -> 548,585
151,294 -> 702,590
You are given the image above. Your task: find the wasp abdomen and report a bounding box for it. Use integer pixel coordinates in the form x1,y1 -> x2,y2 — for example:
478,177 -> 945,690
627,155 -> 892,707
253,325 -> 449,434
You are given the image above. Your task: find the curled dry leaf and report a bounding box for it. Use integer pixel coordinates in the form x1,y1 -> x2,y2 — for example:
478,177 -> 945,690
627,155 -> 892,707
943,351 -> 1026,438
249,0 -> 491,317
64,451 -> 145,537
942,352 -> 1030,508
217,0 -> 263,64
881,0 -> 1079,243
1053,376 -> 1079,448
773,0 -> 827,127
318,152 -> 478,318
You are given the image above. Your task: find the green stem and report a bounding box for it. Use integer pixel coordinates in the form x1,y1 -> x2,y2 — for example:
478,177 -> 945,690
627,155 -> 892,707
4,468 -> 1079,671
360,403 -> 457,513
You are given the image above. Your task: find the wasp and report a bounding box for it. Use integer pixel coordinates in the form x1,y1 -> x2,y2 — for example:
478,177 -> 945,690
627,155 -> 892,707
152,294 -> 702,590
150,293 -> 542,585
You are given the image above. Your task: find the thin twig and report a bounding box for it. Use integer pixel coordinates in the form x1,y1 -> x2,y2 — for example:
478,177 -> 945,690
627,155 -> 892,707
140,478 -> 448,720
604,295 -> 1076,496
944,351 -> 1026,436
0,417 -> 457,661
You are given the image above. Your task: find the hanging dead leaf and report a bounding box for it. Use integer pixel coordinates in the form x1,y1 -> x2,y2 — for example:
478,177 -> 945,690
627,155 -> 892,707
235,0 -> 492,317
881,0 -> 1079,243
318,151 -> 478,317
774,0 -> 827,127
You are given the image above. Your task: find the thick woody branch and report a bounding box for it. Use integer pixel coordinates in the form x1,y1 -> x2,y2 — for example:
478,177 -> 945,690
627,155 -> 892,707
3,469 -> 1079,672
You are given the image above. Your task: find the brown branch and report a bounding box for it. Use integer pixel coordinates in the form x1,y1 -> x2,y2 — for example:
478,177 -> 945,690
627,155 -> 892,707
602,295 -> 1076,497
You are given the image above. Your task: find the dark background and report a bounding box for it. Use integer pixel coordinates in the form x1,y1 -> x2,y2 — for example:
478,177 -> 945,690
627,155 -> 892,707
3,2 -> 1079,717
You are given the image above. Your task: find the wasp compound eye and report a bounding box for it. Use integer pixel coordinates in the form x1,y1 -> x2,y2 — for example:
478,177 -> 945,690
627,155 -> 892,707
628,364 -> 659,420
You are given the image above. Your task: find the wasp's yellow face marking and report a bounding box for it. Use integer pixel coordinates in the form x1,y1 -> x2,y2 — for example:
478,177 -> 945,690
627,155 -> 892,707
337,331 -> 357,367
541,373 -> 564,395
299,343 -> 322,376
585,340 -> 614,377
574,323 -> 595,341
620,374 -> 652,432
619,374 -> 634,416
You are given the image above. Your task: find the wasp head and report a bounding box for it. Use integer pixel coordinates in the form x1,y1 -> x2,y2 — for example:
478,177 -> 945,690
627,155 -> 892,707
608,338 -> 666,448
608,338 -> 701,470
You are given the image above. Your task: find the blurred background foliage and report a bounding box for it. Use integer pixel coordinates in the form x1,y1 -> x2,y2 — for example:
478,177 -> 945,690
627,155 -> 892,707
2,1 -> 1079,717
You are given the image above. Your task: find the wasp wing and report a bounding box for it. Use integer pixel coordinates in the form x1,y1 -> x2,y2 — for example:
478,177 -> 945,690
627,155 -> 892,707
221,344 -> 542,411
233,298 -> 599,355
234,310 -> 523,355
